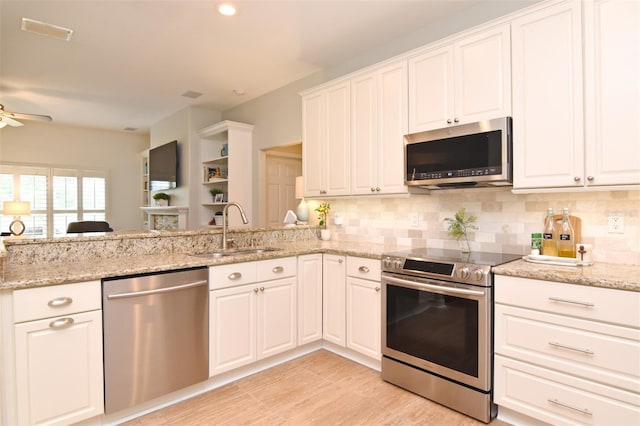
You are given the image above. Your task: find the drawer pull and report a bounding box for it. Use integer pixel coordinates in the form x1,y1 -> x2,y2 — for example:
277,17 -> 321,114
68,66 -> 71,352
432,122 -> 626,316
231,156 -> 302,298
228,272 -> 242,280
358,266 -> 370,273
548,297 -> 595,308
272,266 -> 284,274
375,287 -> 380,292
48,297 -> 73,307
548,341 -> 595,355
547,398 -> 593,416
260,287 -> 265,292
49,317 -> 75,329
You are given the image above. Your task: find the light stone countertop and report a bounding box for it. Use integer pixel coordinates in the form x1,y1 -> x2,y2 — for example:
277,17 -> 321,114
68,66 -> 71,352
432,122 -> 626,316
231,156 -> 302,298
493,258 -> 640,292
0,240 -> 405,291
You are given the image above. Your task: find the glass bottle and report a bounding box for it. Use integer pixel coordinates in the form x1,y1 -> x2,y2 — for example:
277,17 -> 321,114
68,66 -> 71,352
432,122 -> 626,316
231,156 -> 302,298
557,208 -> 575,258
541,208 -> 558,256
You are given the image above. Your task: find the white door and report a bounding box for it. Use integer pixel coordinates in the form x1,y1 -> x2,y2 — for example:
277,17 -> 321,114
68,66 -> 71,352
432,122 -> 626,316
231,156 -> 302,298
257,277 -> 297,359
322,254 -> 346,347
209,284 -> 257,376
297,254 -> 323,345
265,154 -> 301,227
14,311 -> 104,426
512,1 -> 584,189
346,276 -> 381,360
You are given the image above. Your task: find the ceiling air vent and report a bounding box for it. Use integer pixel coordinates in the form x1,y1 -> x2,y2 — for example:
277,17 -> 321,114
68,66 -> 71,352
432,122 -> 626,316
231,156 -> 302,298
21,18 -> 73,41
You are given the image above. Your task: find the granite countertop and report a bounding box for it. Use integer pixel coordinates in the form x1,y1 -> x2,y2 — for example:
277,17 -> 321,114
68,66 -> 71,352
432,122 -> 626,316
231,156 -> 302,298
493,258 -> 640,292
0,240 -> 405,291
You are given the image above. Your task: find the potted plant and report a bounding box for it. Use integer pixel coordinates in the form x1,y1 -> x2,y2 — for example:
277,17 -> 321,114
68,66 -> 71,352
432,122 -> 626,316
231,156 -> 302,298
213,211 -> 223,226
152,192 -> 170,207
444,208 -> 478,253
315,202 -> 331,240
209,188 -> 224,203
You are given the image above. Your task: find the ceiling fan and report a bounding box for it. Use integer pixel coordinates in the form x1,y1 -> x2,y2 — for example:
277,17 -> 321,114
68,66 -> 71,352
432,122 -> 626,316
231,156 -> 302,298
0,104 -> 53,128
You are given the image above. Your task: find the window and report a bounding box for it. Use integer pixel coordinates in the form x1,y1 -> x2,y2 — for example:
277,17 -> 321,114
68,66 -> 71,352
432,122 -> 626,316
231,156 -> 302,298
1,164 -> 107,238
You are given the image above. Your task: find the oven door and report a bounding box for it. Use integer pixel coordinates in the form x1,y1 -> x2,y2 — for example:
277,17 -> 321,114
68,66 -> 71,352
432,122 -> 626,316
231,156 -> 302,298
382,273 -> 491,391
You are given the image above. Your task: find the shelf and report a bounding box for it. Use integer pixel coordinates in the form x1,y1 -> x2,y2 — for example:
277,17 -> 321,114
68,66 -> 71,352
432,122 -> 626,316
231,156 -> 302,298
203,156 -> 229,164
203,178 -> 228,184
202,202 -> 228,206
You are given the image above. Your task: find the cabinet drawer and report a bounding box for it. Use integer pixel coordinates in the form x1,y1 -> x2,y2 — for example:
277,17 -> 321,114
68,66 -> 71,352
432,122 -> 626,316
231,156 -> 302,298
13,281 -> 101,323
495,276 -> 640,327
346,256 -> 380,280
495,355 -> 640,426
209,262 -> 257,290
496,304 -> 640,393
256,257 -> 296,281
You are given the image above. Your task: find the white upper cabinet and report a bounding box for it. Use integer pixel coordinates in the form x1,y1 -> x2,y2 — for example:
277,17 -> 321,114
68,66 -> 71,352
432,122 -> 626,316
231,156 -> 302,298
351,60 -> 408,195
302,82 -> 351,197
408,23 -> 511,133
583,0 -> 640,187
513,0 -> 639,190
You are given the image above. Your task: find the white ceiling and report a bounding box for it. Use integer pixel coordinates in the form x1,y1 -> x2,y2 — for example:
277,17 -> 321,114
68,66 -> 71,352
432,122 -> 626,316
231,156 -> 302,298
1,0 -> 511,133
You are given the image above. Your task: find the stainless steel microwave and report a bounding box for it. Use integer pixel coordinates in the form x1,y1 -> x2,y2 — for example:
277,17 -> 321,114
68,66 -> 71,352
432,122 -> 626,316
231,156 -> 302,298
405,117 -> 512,189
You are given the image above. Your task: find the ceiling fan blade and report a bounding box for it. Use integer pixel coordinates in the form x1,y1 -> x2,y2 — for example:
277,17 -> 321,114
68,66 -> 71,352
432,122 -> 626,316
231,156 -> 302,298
7,111 -> 53,122
0,116 -> 24,127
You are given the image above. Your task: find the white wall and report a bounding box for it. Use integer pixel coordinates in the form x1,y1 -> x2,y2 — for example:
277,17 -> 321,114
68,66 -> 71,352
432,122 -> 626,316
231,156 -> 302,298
0,122 -> 149,230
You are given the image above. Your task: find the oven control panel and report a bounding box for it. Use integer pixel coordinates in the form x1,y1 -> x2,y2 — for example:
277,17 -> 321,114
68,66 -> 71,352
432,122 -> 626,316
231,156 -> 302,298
381,255 -> 492,286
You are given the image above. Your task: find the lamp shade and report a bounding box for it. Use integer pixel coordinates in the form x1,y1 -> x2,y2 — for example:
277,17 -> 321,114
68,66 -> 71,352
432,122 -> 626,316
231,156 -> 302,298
295,176 -> 304,199
3,201 -> 31,216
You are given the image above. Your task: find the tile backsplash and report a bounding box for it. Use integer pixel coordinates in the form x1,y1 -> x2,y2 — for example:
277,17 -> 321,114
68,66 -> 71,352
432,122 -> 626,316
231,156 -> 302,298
312,188 -> 639,265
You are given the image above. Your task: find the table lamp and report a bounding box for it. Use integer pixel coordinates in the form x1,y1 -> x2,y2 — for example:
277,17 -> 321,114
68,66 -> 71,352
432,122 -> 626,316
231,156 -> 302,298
3,201 -> 30,236
295,176 -> 308,223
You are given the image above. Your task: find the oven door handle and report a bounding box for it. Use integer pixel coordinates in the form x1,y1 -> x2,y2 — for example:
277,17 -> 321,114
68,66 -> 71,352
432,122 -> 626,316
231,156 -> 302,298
383,275 -> 486,297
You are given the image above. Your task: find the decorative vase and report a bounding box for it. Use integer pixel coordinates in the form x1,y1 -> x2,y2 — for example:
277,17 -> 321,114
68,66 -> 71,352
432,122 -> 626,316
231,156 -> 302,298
214,216 -> 223,226
155,199 -> 168,207
459,238 -> 471,253
320,229 -> 331,241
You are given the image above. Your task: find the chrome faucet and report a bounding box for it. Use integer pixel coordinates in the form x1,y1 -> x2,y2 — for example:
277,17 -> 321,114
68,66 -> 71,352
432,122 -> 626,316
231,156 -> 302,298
222,202 -> 249,250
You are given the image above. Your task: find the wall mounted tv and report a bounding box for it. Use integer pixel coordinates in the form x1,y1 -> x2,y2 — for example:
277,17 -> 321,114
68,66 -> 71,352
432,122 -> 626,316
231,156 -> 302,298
149,140 -> 179,191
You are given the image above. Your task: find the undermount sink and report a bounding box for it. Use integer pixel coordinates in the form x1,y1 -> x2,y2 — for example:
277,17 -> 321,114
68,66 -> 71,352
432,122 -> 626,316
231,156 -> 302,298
191,247 -> 281,258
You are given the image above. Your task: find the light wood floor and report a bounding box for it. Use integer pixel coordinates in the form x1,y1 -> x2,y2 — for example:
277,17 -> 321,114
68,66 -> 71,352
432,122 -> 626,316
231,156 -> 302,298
123,350 -> 509,426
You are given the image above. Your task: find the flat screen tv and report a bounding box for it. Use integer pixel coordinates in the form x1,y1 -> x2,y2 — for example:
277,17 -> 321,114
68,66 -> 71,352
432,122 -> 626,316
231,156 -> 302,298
149,140 -> 178,191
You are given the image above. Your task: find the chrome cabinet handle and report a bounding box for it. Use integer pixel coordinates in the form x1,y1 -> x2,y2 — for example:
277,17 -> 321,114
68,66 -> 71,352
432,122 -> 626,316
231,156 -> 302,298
375,287 -> 380,292
587,176 -> 594,181
547,398 -> 593,416
446,119 -> 452,124
48,297 -> 73,307
574,176 -> 581,182
49,317 -> 75,329
338,259 -> 344,264
260,287 -> 265,292
375,187 -> 380,192
371,187 -> 376,192
548,296 -> 594,308
228,272 -> 242,280
253,288 -> 259,293
453,117 -> 459,123
549,341 -> 594,355
358,266 -> 369,273
272,266 -> 284,274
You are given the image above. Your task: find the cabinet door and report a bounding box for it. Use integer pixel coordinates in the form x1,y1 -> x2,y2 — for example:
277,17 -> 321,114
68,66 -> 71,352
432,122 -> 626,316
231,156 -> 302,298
325,82 -> 351,196
408,45 -> 454,133
322,254 -> 346,346
454,24 -> 511,125
14,310 -> 104,426
302,91 -> 325,196
209,284 -> 257,376
584,0 -> 640,186
377,60 -> 409,195
346,276 -> 381,360
351,72 -> 378,195
257,277 -> 297,360
297,254 -> 323,345
512,1 -> 585,189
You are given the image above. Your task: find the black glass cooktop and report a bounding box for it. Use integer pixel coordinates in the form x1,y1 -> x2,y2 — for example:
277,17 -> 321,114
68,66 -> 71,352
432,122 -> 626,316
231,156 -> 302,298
384,248 -> 522,267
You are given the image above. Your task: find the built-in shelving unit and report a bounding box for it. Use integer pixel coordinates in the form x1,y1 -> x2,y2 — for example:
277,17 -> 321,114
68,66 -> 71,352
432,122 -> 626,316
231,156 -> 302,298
198,120 -> 254,227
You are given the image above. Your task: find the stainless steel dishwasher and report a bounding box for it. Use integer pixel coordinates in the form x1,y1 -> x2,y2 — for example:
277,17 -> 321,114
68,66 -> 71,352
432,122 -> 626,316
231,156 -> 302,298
102,267 -> 208,414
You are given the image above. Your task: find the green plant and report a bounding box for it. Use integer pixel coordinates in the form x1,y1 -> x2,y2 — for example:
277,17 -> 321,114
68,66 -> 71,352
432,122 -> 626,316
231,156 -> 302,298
444,208 -> 478,253
209,188 -> 223,196
152,192 -> 170,201
315,202 -> 331,229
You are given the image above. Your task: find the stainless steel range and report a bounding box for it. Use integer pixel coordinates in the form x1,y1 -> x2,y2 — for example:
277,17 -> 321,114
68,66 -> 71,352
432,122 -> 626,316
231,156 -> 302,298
380,248 -> 521,423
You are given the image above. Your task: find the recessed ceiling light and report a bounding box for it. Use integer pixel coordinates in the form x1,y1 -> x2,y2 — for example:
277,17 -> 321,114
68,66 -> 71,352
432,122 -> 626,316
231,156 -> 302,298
124,127 -> 137,132
218,3 -> 237,16
233,89 -> 245,95
182,90 -> 203,99
21,18 -> 73,41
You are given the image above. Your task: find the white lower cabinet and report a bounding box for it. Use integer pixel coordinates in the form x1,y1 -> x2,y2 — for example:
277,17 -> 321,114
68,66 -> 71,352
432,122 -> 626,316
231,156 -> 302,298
494,275 -> 640,425
322,254 -> 346,346
297,254 -> 323,345
209,258 -> 297,376
346,257 -> 381,360
12,281 -> 104,426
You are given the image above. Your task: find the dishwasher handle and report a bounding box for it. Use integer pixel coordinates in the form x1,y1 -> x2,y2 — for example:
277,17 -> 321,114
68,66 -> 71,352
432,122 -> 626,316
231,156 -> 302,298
106,280 -> 208,300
